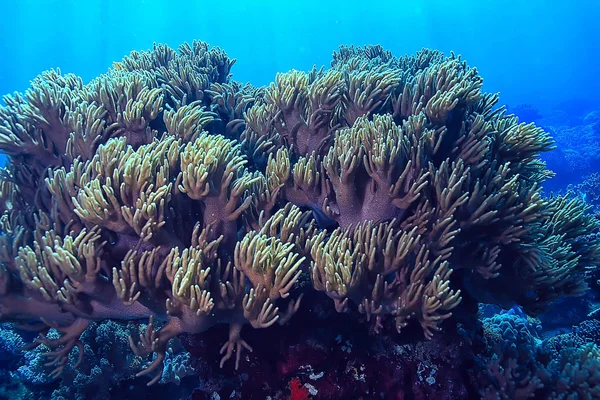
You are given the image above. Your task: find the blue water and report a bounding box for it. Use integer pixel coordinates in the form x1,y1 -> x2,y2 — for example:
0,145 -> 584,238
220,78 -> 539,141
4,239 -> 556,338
1,0 -> 599,110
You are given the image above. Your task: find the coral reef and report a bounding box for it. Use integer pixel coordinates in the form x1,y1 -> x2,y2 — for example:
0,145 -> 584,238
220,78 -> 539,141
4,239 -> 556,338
183,303 -> 478,399
541,107 -> 600,189
572,173 -> 600,212
0,320 -> 196,400
186,303 -> 600,399
0,40 -> 599,397
479,312 -> 600,399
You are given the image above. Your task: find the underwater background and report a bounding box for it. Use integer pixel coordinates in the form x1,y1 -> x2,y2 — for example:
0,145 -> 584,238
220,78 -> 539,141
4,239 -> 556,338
1,0 -> 600,399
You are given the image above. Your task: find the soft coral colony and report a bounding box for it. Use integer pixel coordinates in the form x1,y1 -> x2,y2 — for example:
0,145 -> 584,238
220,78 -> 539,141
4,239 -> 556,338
0,40 -> 598,386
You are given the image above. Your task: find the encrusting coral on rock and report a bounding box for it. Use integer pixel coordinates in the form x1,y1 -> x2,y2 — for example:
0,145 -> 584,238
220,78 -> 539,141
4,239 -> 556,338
0,40 -> 598,392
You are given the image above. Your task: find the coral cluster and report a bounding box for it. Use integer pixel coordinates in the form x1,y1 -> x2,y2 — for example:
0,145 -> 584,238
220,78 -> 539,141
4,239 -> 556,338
542,107 -> 600,185
0,320 -> 194,400
479,311 -> 600,399
573,173 -> 600,211
0,40 -> 599,389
